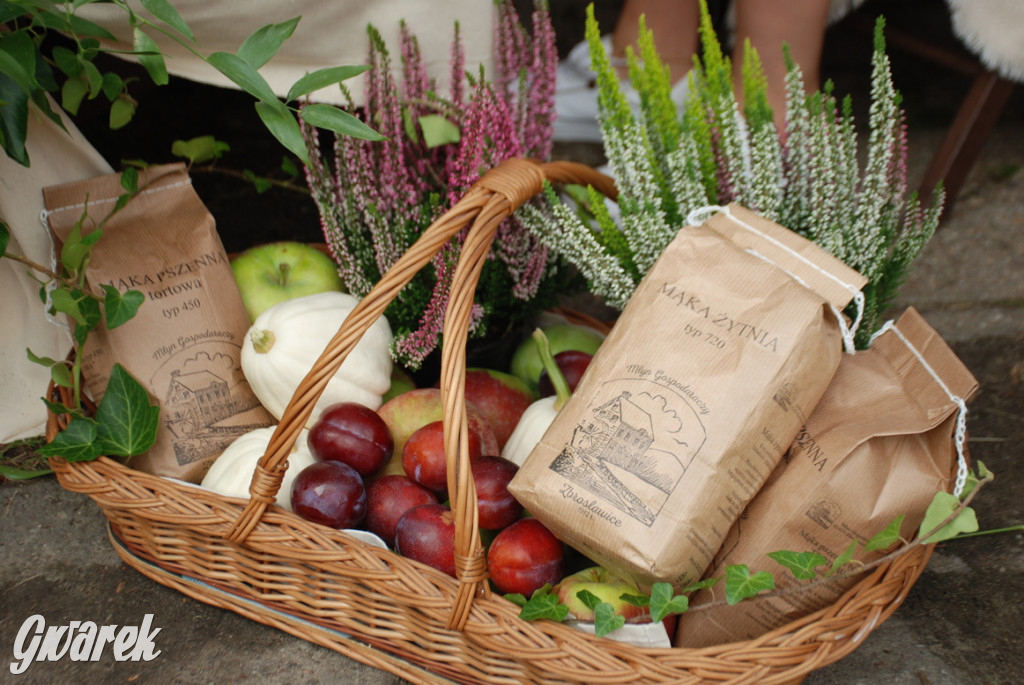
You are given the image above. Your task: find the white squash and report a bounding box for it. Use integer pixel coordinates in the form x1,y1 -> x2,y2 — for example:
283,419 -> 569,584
200,426 -> 316,511
241,291 -> 393,427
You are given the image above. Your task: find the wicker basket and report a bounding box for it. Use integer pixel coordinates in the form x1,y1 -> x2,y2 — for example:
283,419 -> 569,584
47,157 -> 935,685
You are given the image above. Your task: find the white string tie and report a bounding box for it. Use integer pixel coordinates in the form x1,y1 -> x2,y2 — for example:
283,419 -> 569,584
870,320 -> 970,497
688,205 -> 864,353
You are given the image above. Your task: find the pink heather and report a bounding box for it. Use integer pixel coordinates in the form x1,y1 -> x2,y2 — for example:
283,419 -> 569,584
394,245 -> 457,366
449,22 -> 466,111
523,5 -> 557,158
312,2 -> 558,364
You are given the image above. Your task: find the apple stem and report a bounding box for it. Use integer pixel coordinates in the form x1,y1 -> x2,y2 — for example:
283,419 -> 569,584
532,328 -> 571,411
276,262 -> 290,285
250,329 -> 276,354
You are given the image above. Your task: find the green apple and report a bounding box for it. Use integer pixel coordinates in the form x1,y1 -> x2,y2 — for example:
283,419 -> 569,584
231,241 -> 344,321
510,323 -> 604,392
382,365 -> 417,404
554,566 -> 652,623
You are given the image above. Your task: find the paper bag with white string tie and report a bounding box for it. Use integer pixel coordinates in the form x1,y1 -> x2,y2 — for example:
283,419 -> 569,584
675,306 -> 978,647
509,204 -> 867,590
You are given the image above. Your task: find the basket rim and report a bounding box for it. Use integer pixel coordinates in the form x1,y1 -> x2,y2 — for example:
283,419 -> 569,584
39,156 -> 939,683
48,450 -> 936,685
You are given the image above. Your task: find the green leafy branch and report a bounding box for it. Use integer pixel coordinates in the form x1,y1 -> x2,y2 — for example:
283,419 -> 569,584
508,463 -> 1000,638
1,0 -> 382,167
168,134 -> 309,196
0,167 -> 168,477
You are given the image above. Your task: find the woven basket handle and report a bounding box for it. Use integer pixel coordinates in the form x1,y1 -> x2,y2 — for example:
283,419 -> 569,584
226,157 -> 616,628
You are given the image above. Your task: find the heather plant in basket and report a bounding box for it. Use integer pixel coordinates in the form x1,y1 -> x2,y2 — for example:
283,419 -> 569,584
519,2 -> 943,348
303,0 -> 570,370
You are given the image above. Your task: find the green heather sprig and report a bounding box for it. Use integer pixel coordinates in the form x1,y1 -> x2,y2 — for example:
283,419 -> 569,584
528,2 -> 942,348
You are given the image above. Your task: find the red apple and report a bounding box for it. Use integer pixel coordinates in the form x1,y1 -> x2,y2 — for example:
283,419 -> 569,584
471,455 -> 522,530
487,517 -> 565,596
537,350 -> 593,397
365,474 -> 439,546
394,503 -> 456,577
463,368 -> 535,450
553,566 -> 651,623
290,460 -> 367,529
375,388 -> 498,478
308,402 -> 393,476
402,420 -> 486,494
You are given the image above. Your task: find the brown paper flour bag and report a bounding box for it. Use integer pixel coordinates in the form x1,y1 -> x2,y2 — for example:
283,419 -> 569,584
674,307 -> 978,647
43,164 -> 273,482
508,204 -> 867,589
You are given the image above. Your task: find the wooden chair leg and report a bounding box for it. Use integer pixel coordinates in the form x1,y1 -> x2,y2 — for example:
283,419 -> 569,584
918,69 -> 1016,216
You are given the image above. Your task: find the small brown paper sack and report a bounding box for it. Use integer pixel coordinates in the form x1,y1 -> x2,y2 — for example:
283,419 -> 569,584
674,306 -> 979,648
509,204 -> 867,589
43,164 -> 273,482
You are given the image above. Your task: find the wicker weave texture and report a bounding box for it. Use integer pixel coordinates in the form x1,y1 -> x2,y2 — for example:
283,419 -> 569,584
47,158 -> 934,684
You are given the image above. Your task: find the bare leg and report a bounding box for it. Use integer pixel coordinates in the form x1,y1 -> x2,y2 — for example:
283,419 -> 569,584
610,0 -> 700,82
731,0 -> 831,123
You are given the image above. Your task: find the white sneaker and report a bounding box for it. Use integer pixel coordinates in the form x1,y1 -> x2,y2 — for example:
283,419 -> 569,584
553,35 -> 690,143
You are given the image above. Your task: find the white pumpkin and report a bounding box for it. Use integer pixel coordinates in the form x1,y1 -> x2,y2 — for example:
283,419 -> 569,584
200,425 -> 316,511
241,291 -> 393,427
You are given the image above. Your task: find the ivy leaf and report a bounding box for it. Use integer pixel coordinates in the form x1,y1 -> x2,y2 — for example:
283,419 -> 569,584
237,18 -> 300,69
94,364 -> 160,457
418,115 -> 460,148
828,540 -> 859,576
515,585 -> 568,622
60,219 -> 101,274
865,515 -> 906,552
36,416 -> 102,462
681,577 -> 720,593
26,348 -> 72,388
286,65 -> 368,102
62,76 -> 89,115
503,593 -> 527,608
133,27 -> 168,86
575,589 -> 601,611
919,491 -> 979,544
82,58 -> 103,97
620,592 -> 649,608
120,166 -> 140,194
958,461 -> 992,500
50,288 -> 87,326
279,156 -> 298,180
101,72 -> 124,101
41,397 -> 73,416
171,135 -> 229,164
768,550 -> 829,580
101,286 -> 144,328
299,103 -> 385,141
648,582 -> 689,622
109,97 -> 135,129
242,169 -> 272,194
592,601 -> 626,637
724,565 -> 775,605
